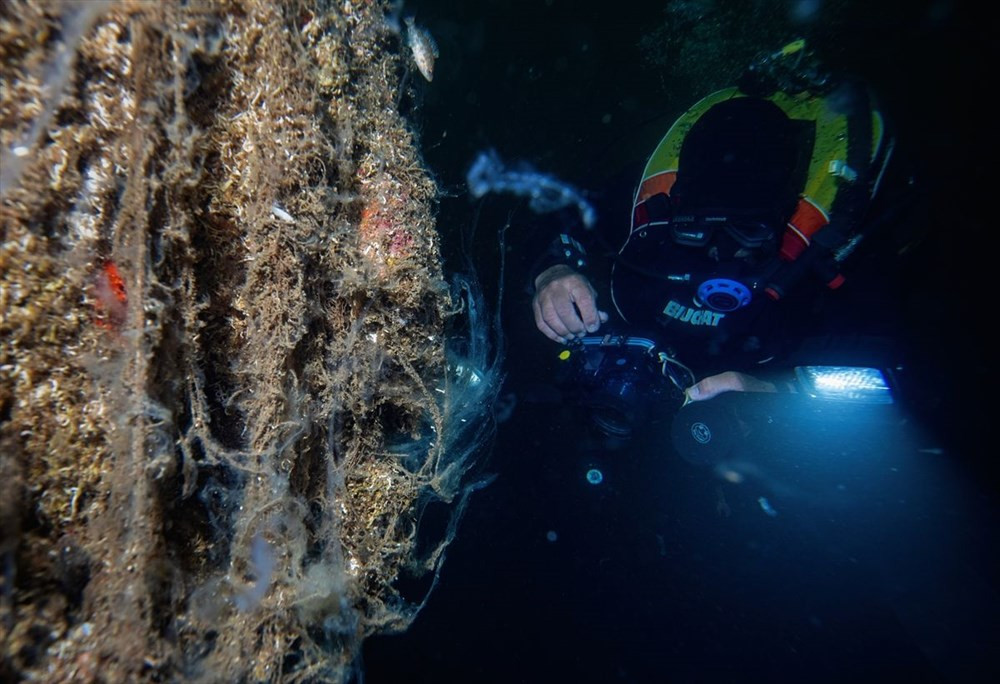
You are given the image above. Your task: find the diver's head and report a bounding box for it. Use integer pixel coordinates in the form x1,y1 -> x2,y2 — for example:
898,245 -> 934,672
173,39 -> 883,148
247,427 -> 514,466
615,90 -> 813,331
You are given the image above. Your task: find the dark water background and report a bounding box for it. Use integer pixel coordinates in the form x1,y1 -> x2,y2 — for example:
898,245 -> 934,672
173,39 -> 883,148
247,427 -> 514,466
363,1 -> 998,682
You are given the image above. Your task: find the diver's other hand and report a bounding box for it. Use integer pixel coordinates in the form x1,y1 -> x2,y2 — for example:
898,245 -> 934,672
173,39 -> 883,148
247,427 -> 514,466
532,265 -> 609,343
685,371 -> 777,403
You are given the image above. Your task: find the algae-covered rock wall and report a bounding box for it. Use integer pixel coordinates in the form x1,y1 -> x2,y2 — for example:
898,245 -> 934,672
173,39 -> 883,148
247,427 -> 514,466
1,1 -> 494,681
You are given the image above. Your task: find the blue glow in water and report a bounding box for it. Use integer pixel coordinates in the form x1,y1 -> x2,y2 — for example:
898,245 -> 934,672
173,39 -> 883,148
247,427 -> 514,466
586,468 -> 604,485
466,149 -> 597,228
757,496 -> 778,517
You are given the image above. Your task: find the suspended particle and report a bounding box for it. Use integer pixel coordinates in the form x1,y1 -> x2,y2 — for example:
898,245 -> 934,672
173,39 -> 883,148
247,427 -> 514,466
757,496 -> 778,517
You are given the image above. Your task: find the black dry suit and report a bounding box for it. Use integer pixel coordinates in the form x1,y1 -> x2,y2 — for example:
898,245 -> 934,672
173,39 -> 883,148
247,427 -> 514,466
533,65 -> 895,376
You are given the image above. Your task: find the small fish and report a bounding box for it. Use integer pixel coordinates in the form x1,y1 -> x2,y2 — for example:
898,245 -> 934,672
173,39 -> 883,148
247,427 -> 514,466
405,16 -> 438,82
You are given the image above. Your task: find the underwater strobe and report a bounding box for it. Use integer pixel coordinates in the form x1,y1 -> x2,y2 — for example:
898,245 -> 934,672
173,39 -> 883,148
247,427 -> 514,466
670,365 -> 897,466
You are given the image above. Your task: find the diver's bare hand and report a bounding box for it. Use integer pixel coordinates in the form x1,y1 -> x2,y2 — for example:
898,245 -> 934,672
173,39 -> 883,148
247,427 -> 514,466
532,265 -> 609,343
685,371 -> 777,403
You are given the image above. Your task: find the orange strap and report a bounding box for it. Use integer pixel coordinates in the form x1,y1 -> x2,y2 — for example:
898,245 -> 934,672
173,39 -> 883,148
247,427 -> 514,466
637,172 -> 677,203
780,199 -> 828,260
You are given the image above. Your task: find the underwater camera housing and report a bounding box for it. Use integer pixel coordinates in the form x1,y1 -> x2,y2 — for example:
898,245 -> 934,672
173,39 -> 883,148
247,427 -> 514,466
556,333 -> 690,440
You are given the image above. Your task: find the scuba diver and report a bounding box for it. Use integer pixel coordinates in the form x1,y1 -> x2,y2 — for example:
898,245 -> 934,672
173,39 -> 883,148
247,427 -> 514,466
513,44 -> 1000,684
529,40 -> 907,449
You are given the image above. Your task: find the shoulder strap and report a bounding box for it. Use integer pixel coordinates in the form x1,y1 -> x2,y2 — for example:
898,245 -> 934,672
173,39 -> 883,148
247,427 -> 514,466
766,82 -> 892,299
